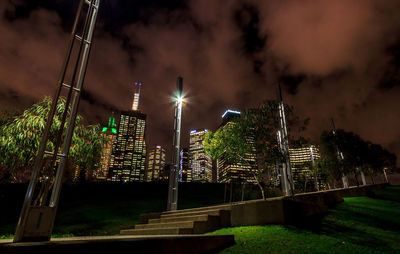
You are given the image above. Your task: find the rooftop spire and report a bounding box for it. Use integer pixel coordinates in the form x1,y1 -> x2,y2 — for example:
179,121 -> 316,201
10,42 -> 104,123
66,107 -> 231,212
132,81 -> 142,111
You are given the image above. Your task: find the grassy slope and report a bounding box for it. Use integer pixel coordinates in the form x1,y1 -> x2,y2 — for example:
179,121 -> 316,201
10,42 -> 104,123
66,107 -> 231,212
210,186 -> 400,254
0,182 -> 227,238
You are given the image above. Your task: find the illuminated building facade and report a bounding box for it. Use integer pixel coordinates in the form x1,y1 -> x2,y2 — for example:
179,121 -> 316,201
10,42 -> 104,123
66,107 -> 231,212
217,110 -> 258,183
109,111 -> 147,182
146,146 -> 166,181
179,148 -> 191,182
97,113 -> 117,180
189,129 -> 212,182
160,163 -> 172,181
289,145 -> 321,186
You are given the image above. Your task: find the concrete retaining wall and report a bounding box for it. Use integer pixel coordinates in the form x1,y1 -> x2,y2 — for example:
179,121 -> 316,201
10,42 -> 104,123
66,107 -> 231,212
230,183 -> 387,227
0,235 -> 235,254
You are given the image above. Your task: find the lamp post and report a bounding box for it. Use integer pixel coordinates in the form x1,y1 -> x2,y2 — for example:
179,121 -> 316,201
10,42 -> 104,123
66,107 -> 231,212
167,77 -> 183,211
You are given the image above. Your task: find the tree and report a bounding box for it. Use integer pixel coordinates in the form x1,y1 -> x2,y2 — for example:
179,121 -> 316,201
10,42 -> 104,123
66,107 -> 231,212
0,108 -> 22,126
320,129 -> 397,186
70,123 -> 108,182
0,97 -> 107,183
313,157 -> 341,189
320,130 -> 357,186
204,100 -> 307,198
364,143 -> 396,183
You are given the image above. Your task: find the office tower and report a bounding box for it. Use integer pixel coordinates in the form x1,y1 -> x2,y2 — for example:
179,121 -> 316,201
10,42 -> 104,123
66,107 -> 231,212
109,82 -> 147,182
189,129 -> 212,182
97,113 -> 117,180
179,148 -> 191,182
221,109 -> 241,126
289,145 -> 321,187
146,146 -> 166,181
109,111 -> 147,182
160,163 -> 172,181
217,109 -> 258,183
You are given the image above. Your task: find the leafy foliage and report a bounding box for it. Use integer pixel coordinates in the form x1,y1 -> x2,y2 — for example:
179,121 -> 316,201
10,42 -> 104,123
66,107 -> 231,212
0,97 -> 107,183
319,129 -> 397,185
206,100 -> 307,173
204,100 -> 308,195
0,109 -> 22,126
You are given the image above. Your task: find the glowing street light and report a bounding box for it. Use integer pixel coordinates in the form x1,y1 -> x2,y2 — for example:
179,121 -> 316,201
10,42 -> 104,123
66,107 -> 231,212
176,96 -> 184,104
167,77 -> 184,211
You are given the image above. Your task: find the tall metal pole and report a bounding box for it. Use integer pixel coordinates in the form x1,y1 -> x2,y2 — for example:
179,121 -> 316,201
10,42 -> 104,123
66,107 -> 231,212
277,131 -> 288,194
13,0 -> 100,242
309,146 -> 320,191
330,118 -> 349,188
383,168 -> 389,183
277,83 -> 294,195
167,77 -> 183,211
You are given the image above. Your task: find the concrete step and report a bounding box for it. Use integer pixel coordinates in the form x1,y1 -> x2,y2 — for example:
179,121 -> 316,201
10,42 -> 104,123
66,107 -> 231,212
148,214 -> 211,224
120,227 -> 193,235
135,221 -> 194,230
162,204 -> 232,215
147,218 -> 161,224
131,215 -> 223,235
160,209 -> 227,218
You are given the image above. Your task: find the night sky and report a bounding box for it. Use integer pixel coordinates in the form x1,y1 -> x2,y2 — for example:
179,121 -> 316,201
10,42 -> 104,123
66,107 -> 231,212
1,0 -> 400,164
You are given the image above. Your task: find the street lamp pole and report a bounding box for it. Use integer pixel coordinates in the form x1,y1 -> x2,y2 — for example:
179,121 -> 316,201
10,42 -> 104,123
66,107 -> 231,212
167,77 -> 183,211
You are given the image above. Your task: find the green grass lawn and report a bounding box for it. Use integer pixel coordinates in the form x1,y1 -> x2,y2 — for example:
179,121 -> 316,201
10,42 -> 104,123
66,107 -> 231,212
0,182 -> 227,238
210,186 -> 400,254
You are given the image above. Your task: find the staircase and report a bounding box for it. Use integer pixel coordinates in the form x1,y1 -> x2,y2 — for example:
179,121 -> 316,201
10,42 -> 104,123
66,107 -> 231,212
120,204 -> 232,236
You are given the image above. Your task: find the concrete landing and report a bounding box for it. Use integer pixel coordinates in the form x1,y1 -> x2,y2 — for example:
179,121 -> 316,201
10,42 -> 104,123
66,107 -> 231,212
0,234 -> 235,254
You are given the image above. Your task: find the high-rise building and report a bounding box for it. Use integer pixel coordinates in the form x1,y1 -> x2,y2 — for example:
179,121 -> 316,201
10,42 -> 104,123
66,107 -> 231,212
160,163 -> 172,181
109,82 -> 147,182
179,148 -> 191,182
97,113 -> 117,180
189,129 -> 212,182
109,111 -> 147,182
146,146 -> 166,181
289,145 -> 321,186
217,109 -> 258,183
221,109 -> 241,126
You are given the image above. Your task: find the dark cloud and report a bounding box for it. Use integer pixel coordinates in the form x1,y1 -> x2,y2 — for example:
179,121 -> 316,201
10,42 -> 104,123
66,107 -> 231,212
379,42 -> 400,89
1,0 -> 400,164
233,3 -> 265,54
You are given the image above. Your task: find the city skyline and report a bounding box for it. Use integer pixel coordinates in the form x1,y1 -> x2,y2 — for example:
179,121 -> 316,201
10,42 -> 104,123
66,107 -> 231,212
1,1 -> 399,250
1,0 -> 400,164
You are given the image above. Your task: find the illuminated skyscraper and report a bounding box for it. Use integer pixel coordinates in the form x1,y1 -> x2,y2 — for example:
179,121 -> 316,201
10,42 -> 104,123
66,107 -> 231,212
189,129 -> 212,182
289,145 -> 321,188
289,145 -> 320,166
179,148 -> 191,182
221,109 -> 241,126
109,111 -> 147,182
109,82 -> 147,182
97,113 -> 117,180
217,110 -> 257,183
160,163 -> 172,181
146,146 -> 166,181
